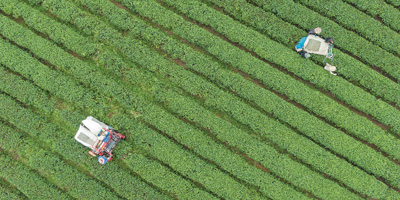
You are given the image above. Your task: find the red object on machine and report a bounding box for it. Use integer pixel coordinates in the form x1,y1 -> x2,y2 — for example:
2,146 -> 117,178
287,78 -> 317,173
74,116 -> 126,165
89,128 -> 126,164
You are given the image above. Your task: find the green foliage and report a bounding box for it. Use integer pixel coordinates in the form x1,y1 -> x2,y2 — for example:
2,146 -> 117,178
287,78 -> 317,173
1,1 -> 95,57
0,81 -> 173,199
385,0 -> 400,6
1,0 -> 400,199
295,0 -> 400,55
67,0 -> 365,199
0,18 -> 99,112
250,0 -> 400,82
0,152 -> 72,200
205,0 -> 400,114
341,0 -> 400,32
37,0 -> 400,198
0,122 -> 120,200
0,72 -> 215,200
23,1 -> 308,199
0,27 -> 172,200
0,66 -> 56,115
0,6 -> 261,199
0,182 -> 25,200
146,0 -> 400,135
111,0 -> 400,198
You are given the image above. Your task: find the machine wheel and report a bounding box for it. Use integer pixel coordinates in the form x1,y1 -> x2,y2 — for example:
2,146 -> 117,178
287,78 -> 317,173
98,156 -> 108,165
88,151 -> 96,157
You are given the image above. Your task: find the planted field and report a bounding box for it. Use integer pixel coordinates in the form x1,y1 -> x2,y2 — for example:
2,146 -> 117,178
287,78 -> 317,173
1,0 -> 400,199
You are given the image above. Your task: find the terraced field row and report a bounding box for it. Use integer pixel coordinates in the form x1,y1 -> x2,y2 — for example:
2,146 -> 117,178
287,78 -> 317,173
1,0 -> 400,199
0,177 -> 26,200
0,3 -> 292,198
0,8 -> 318,200
150,0 -> 400,133
39,0 -> 400,198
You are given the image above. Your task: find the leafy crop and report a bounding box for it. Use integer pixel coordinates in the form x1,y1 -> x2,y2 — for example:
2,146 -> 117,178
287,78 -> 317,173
1,0 -> 400,199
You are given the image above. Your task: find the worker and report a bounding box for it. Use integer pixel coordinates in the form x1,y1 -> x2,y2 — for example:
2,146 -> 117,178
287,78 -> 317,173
295,27 -> 322,58
325,37 -> 334,44
324,63 -> 337,75
308,27 -> 321,36
325,38 -> 334,58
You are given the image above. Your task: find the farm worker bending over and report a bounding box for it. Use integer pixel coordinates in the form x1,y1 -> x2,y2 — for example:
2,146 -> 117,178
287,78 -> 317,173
295,27 -> 321,58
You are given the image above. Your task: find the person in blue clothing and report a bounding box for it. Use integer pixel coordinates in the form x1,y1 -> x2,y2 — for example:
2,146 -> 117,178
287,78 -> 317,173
295,27 -> 322,58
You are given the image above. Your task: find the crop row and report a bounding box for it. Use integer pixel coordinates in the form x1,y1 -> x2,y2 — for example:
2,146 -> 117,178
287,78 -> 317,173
0,178 -> 26,200
0,49 -> 216,200
3,1 -> 96,57
39,0 -> 400,198
60,2 -> 323,198
0,2 -> 307,198
198,0 -> 400,164
204,0 -> 400,112
38,0 -> 400,198
124,0 -> 400,168
295,0 -> 400,55
92,57 -> 311,199
6,1 -> 262,198
1,1 -> 358,198
385,0 -> 400,6
49,1 -> 367,198
0,66 -> 205,200
0,30 -> 219,200
5,0 -> 400,198
86,0 -> 400,198
0,67 -> 56,114
248,0 -> 400,93
120,0 -> 400,163
0,79 -> 218,200
6,1 -> 315,198
0,150 -> 72,199
127,0 -> 398,169
0,83 -> 217,200
0,36 -> 194,199
0,10 -> 264,199
340,0 -> 400,32
3,0 -> 400,198
0,118 -> 122,199
0,71 -> 177,200
112,0 -> 400,190
150,0 -> 400,135
36,0 -> 400,198
252,0 -> 400,82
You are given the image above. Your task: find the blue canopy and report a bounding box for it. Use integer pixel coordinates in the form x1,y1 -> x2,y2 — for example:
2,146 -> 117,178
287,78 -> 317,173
295,36 -> 307,50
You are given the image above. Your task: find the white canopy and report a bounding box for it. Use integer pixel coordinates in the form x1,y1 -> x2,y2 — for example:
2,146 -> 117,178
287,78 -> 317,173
82,116 -> 108,135
303,35 -> 330,56
75,126 -> 97,148
74,116 -> 109,148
